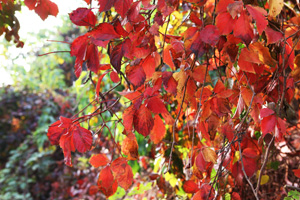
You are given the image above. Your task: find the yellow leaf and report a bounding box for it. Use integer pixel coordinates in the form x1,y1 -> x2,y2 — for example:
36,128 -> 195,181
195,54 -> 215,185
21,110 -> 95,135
202,147 -> 217,163
232,151 -> 240,165
256,170 -> 270,185
269,0 -> 284,18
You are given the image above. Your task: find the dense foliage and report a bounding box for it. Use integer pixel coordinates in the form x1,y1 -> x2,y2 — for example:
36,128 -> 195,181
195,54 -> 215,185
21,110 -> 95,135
2,0 -> 300,199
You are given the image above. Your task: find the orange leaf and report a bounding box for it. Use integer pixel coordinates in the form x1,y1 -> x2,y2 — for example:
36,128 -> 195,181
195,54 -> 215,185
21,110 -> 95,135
192,65 -> 211,83
241,86 -> 253,107
163,45 -> 176,70
97,166 -> 118,197
123,105 -> 136,133
88,185 -> 99,195
150,115 -> 166,144
121,133 -> 139,160
192,184 -> 214,200
89,154 -> 110,167
111,158 -> 134,190
202,148 -> 217,163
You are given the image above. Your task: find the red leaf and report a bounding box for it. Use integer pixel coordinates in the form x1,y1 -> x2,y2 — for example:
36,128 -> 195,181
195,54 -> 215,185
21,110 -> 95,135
114,0 -> 133,18
150,115 -> 166,144
242,156 -> 257,177
73,125 -> 93,153
133,104 -> 154,137
264,27 -> 283,45
142,52 -> 161,78
70,34 -> 88,59
190,12 -> 202,26
242,148 -> 258,159
34,0 -> 59,20
277,117 -> 286,136
260,108 -> 275,118
47,120 -> 66,145
216,13 -> 236,35
59,116 -> 73,128
183,180 -> 199,193
110,71 -> 120,83
195,151 -> 207,172
126,64 -> 146,88
113,19 -> 129,37
110,39 -> 131,72
190,32 -> 206,58
200,25 -> 220,46
221,124 -> 234,142
293,169 -> 300,178
246,5 -> 267,35
111,158 -> 134,190
59,133 -> 75,166
162,72 -> 177,95
86,44 -> 100,73
261,115 -> 276,136
96,72 -> 109,98
97,166 -> 118,197
89,154 -> 110,167
89,23 -> 120,47
215,0 -> 234,14
70,35 -> 89,77
127,1 -> 142,23
233,10 -> 254,46
147,96 -> 167,114
98,0 -> 115,13
24,0 -> 37,10
69,8 -> 96,27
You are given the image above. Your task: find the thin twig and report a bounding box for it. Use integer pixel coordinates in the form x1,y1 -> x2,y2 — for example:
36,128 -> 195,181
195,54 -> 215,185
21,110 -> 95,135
167,76 -> 190,172
256,135 -> 275,195
285,185 -> 300,192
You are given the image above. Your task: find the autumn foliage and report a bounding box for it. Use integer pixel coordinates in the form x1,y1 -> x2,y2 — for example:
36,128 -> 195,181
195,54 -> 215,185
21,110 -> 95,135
3,0 -> 300,199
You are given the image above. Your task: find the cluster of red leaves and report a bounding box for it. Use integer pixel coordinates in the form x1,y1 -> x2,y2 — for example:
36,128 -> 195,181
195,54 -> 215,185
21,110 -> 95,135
44,0 -> 300,199
47,116 -> 92,166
